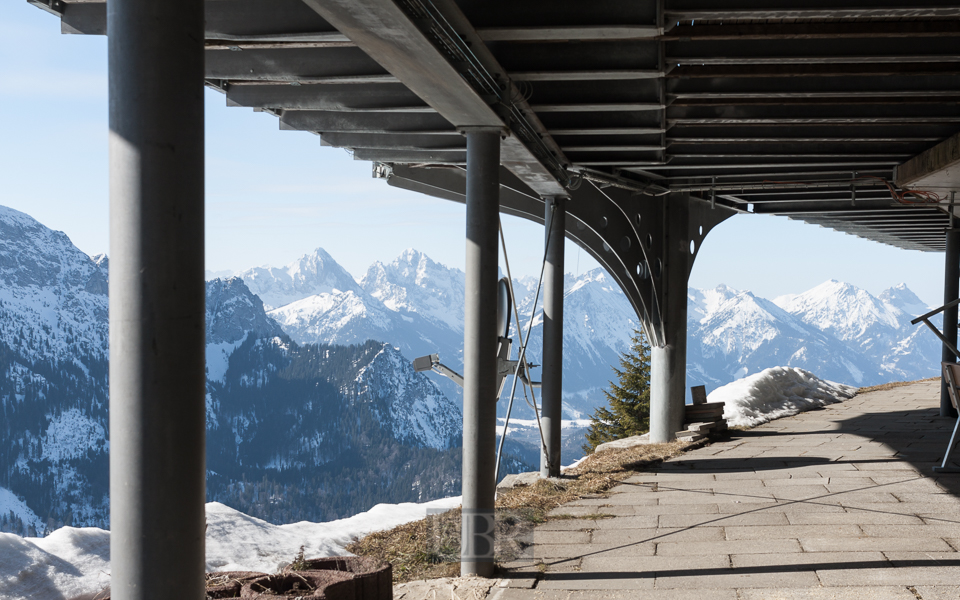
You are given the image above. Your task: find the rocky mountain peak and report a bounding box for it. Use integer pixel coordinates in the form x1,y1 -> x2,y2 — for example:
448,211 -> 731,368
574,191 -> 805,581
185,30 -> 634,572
206,277 -> 285,346
238,248 -> 361,310
360,248 -> 465,332
879,283 -> 930,317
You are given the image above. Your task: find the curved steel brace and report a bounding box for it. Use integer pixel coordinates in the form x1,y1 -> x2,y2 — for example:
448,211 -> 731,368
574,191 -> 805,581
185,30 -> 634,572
383,164 -> 733,344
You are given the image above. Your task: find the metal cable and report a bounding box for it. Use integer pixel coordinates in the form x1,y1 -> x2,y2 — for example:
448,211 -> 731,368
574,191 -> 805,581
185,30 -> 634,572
395,0 -> 571,187
493,204 -> 558,482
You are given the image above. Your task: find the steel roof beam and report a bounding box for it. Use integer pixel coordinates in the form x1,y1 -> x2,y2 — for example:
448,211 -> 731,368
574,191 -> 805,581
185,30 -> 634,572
226,85 -> 434,112
562,145 -> 665,153
667,151 -> 913,159
670,118 -> 960,125
512,70 -> 662,82
319,132 -> 466,151
661,20 -> 960,41
669,75 -> 960,97
551,128 -> 666,135
645,161 -> 901,170
300,0 -> 568,195
279,110 -> 454,134
669,105 -> 960,121
669,124 -> 960,139
670,63 -> 960,78
205,48 -> 389,81
532,103 -> 664,113
55,0 -> 345,38
673,97 -> 960,107
353,149 -> 466,164
760,207 -> 940,215
454,0 -> 658,31
669,137 -> 940,144
666,38 -> 960,65
754,201 -> 933,214
664,6 -> 960,20
478,25 -> 659,42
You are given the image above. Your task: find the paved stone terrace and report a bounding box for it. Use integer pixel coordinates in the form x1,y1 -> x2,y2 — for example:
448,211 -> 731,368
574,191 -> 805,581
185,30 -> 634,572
495,380 -> 960,600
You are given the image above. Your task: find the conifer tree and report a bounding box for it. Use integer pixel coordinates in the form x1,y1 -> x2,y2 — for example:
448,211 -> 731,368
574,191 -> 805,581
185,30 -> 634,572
583,329 -> 651,452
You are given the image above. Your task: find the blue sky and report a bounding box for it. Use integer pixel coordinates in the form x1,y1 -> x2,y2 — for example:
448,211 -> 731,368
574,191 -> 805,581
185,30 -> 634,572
0,1 -> 948,306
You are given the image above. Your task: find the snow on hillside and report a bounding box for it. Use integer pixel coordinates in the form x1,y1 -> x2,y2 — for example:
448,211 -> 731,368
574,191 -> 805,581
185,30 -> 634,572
0,487 -> 45,537
688,284 -> 740,324
356,345 -> 462,450
774,280 -> 902,341
269,290 -> 395,345
0,497 -> 461,600
880,283 -> 931,318
715,366 -> 858,428
0,205 -> 108,365
688,288 -> 879,386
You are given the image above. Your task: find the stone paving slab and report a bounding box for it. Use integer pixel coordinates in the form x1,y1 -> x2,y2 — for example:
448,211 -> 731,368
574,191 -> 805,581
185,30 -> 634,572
799,536 -> 954,552
914,586 -> 960,600
654,570 -> 822,589
657,538 -> 803,556
730,550 -> 886,570
723,524 -> 863,540
658,511 -> 790,527
537,573 -> 655,590
737,588 -> 917,600
578,554 -> 730,573
785,511 -> 924,525
546,504 -> 635,517
492,589 -> 739,599
492,380 -> 960,599
591,526 -> 726,544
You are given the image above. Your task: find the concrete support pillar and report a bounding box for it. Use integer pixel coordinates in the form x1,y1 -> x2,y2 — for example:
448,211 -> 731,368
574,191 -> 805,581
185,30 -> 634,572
649,199 -> 690,443
541,197 -> 565,477
461,129 -> 500,578
108,0 -> 206,599
942,228 -> 960,418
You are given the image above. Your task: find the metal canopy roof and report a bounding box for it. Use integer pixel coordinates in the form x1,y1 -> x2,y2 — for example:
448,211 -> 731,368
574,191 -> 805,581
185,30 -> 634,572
35,0 -> 960,251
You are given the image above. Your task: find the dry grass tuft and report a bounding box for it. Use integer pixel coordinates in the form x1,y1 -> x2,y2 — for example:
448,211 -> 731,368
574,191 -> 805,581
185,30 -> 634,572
346,439 -> 690,583
858,377 -> 938,394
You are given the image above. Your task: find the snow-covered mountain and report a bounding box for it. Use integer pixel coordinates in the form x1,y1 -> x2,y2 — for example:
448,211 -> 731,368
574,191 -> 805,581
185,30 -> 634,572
237,248 -> 361,310
247,247 -> 942,418
772,280 -> 941,383
360,248 -> 466,333
688,288 -> 883,387
688,280 -> 940,388
0,207 -> 524,534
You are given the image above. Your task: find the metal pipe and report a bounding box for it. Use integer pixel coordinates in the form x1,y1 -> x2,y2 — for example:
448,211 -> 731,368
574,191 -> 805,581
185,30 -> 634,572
460,128 -> 500,578
943,227 -> 960,418
108,0 -> 206,598
541,197 -> 565,477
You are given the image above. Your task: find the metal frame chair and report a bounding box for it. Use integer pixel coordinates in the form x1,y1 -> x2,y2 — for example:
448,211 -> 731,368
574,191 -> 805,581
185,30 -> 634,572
934,362 -> 960,473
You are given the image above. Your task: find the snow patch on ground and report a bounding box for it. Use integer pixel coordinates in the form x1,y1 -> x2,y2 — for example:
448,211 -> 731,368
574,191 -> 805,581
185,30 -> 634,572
713,366 -> 858,428
0,497 -> 461,600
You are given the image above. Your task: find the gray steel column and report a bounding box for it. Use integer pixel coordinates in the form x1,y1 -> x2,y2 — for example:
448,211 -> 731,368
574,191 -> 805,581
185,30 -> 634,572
461,129 -> 500,578
108,0 -> 206,598
942,228 -> 960,417
649,199 -> 690,442
541,197 -> 565,477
